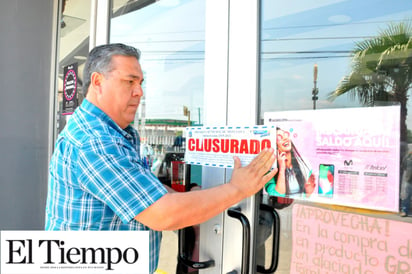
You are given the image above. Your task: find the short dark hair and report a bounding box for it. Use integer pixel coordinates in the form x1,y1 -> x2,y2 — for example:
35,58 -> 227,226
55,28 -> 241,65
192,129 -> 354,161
82,43 -> 141,96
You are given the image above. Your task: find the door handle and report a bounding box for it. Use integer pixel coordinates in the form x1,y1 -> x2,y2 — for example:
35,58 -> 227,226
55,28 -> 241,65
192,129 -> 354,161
227,207 -> 250,274
177,163 -> 214,270
177,227 -> 215,270
256,204 -> 280,273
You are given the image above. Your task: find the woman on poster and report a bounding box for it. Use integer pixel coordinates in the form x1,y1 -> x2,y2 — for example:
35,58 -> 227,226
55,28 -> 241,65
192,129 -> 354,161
265,127 -> 316,197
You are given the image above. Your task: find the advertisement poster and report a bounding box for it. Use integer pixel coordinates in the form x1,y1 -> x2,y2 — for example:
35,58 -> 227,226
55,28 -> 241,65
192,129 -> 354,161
264,106 -> 400,212
291,204 -> 412,274
62,63 -> 78,115
184,126 -> 277,168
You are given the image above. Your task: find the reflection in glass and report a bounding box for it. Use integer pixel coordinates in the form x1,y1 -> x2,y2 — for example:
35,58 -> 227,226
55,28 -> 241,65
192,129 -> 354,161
328,22 -> 412,144
259,1 -> 412,273
259,0 -> 412,122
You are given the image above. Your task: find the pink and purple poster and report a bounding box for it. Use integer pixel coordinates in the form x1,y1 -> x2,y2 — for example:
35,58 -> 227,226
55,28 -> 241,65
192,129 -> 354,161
264,106 -> 400,212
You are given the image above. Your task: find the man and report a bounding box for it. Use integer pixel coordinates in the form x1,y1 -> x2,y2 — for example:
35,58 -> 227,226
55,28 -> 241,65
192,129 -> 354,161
45,43 -> 277,272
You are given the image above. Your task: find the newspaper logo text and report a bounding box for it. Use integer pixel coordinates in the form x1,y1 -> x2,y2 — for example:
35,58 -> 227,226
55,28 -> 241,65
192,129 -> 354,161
5,239 -> 139,270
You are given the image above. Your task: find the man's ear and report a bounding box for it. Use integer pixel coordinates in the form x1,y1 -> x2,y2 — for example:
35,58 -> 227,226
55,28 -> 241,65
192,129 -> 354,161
90,72 -> 104,94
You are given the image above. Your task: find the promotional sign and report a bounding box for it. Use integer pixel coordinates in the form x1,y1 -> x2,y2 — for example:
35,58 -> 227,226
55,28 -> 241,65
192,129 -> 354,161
184,126 -> 277,168
62,63 -> 78,115
264,106 -> 400,212
1,231 -> 149,274
291,204 -> 412,274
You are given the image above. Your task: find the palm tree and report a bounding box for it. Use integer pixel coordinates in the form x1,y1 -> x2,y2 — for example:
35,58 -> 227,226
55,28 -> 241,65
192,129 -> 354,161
328,21 -> 412,143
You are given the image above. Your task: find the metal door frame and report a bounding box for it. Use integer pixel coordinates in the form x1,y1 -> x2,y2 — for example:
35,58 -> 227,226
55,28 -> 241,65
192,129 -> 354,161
201,1 -> 261,273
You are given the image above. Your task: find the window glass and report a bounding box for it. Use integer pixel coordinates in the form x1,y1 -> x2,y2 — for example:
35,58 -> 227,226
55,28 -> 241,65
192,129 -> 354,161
110,1 -> 205,272
57,0 -> 91,133
111,0 -> 205,145
259,0 -> 412,120
259,1 -> 412,273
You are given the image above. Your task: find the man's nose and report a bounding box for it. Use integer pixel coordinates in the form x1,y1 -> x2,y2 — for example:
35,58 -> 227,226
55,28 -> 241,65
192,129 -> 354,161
132,85 -> 143,96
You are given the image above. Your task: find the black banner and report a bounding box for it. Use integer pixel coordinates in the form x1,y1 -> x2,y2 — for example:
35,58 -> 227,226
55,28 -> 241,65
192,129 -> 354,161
62,63 -> 78,115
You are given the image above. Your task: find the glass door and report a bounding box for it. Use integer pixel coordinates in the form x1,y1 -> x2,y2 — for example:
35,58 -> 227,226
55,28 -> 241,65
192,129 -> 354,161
56,0 -> 92,135
259,1 -> 412,273
110,1 -> 206,272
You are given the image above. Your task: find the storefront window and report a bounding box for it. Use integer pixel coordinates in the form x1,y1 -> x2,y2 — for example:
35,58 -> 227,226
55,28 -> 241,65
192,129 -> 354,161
110,1 -> 205,272
110,0 -> 205,146
57,0 -> 91,133
259,1 -> 412,273
259,0 -> 412,123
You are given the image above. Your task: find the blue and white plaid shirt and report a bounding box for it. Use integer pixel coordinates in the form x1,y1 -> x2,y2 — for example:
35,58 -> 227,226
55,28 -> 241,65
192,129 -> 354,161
45,99 -> 168,273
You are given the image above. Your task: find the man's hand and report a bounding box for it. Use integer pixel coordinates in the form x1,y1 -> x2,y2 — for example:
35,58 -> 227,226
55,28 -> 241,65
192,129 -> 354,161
229,148 -> 277,198
135,148 -> 277,231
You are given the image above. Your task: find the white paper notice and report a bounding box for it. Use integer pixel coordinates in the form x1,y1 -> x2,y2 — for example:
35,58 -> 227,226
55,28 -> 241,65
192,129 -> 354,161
184,125 -> 276,168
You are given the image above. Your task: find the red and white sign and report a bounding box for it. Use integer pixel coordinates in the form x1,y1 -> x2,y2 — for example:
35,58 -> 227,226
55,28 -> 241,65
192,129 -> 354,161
184,126 -> 276,168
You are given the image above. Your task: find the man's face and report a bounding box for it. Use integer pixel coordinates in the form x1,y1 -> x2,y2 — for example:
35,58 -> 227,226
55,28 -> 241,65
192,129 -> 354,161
99,55 -> 144,129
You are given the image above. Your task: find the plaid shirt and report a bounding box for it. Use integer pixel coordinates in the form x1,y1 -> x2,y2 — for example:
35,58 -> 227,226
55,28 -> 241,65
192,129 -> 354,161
45,99 -> 168,273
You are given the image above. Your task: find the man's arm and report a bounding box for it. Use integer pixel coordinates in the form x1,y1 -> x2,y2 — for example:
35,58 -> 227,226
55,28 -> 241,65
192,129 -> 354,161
134,148 -> 277,231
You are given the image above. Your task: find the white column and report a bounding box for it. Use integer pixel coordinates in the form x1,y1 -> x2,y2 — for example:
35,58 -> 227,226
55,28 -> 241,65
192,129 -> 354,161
90,0 -> 110,49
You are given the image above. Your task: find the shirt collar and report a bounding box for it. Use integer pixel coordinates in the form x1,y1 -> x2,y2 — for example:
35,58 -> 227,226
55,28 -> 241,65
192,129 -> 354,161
81,98 -> 138,141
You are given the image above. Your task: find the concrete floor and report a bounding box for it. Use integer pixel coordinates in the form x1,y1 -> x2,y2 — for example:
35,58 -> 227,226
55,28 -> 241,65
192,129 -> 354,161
156,230 -> 178,274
